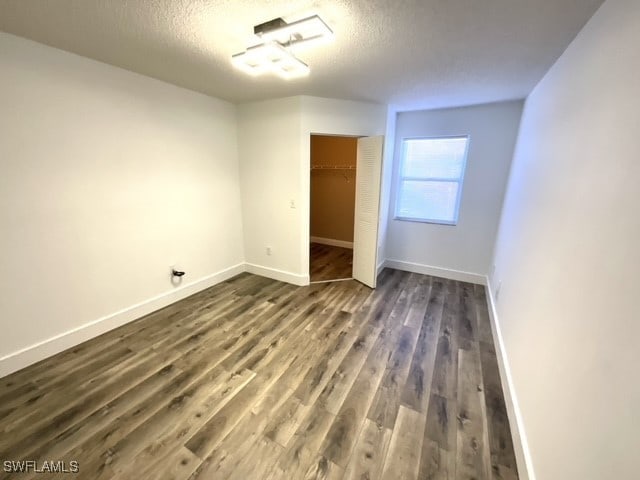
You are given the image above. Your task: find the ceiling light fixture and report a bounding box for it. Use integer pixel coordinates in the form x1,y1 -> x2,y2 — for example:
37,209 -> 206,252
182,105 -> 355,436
231,14 -> 333,80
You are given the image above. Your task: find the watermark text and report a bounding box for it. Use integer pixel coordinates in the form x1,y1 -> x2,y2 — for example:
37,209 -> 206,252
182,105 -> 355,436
3,460 -> 79,474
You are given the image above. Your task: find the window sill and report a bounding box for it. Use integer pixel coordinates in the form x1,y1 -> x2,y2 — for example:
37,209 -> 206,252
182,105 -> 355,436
394,216 -> 458,226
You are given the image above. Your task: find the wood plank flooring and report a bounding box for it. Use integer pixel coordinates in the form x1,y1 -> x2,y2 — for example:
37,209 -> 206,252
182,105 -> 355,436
0,269 -> 518,480
310,243 -> 353,282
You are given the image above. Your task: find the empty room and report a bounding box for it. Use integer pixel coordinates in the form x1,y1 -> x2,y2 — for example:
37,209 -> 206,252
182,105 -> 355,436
0,1 -> 637,479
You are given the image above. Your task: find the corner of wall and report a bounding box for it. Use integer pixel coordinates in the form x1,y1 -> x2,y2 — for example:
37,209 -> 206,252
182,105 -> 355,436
385,259 -> 485,284
245,263 -> 309,286
484,276 -> 536,480
0,263 -> 246,378
376,105 -> 398,268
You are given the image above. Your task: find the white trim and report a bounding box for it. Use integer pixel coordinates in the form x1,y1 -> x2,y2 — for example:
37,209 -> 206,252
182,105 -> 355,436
484,275 -> 536,480
376,259 -> 387,276
0,263 -> 246,378
385,259 -> 484,285
310,236 -> 354,249
0,261 -> 315,378
245,263 -> 310,286
310,277 -> 353,284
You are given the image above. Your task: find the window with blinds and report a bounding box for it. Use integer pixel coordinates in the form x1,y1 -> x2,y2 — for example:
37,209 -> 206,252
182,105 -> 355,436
395,136 -> 470,225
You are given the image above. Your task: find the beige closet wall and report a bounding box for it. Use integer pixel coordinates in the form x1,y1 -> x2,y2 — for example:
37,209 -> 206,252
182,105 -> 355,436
310,135 -> 357,243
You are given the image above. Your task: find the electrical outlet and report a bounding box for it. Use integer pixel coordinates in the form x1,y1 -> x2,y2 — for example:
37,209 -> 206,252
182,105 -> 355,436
495,281 -> 503,301
289,200 -> 296,209
266,246 -> 272,256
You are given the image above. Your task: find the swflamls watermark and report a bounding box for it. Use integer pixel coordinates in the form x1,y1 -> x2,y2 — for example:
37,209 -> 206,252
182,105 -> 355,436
3,460 -> 79,474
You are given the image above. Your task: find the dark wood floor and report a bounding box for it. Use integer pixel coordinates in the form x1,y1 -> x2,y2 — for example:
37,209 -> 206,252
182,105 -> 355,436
310,243 -> 353,282
0,269 -> 518,480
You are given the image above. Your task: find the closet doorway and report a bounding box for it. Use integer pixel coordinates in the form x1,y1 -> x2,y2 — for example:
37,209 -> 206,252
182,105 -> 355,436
309,134 -> 358,282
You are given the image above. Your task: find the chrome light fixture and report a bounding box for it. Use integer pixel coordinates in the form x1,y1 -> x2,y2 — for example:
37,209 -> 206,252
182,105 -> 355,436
232,14 -> 333,80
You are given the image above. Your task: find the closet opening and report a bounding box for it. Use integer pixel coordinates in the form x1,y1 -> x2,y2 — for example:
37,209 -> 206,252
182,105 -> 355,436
309,134 -> 358,283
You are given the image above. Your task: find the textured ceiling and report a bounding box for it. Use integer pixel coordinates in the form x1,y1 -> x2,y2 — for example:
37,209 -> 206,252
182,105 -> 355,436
0,0 -> 603,110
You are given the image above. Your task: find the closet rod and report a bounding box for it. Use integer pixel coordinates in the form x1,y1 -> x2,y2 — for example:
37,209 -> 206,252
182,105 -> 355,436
310,165 -> 356,170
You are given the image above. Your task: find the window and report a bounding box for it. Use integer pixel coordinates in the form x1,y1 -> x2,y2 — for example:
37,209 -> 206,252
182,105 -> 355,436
395,136 -> 470,225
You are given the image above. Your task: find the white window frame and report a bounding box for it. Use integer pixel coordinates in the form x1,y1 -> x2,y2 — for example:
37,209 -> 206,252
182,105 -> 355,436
394,135 -> 470,226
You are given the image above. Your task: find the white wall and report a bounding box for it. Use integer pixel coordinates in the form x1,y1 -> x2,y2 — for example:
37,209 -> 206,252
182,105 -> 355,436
377,106 -> 398,272
0,33 -> 244,376
385,101 -> 523,282
237,97 -> 304,284
238,96 -> 386,284
489,0 -> 640,478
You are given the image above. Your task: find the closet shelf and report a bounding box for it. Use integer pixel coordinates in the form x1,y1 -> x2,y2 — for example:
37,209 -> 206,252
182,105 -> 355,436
311,165 -> 356,170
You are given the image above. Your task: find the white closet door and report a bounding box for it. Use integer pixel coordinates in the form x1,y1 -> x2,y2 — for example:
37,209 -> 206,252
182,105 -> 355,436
353,135 -> 384,288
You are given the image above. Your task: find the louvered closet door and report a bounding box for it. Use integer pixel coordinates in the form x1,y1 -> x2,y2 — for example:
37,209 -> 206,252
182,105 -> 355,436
352,135 -> 384,288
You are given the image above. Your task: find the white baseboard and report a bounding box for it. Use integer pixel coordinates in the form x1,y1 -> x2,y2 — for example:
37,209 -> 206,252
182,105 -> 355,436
377,259 -> 387,276
484,276 -> 536,480
0,263 -> 245,378
0,261 -> 313,379
385,259 -> 485,285
245,263 -> 310,286
310,236 -> 354,249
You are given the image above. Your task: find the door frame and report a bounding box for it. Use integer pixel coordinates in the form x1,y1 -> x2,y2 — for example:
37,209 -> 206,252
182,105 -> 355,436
305,132 -> 382,283
307,133 -> 361,282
